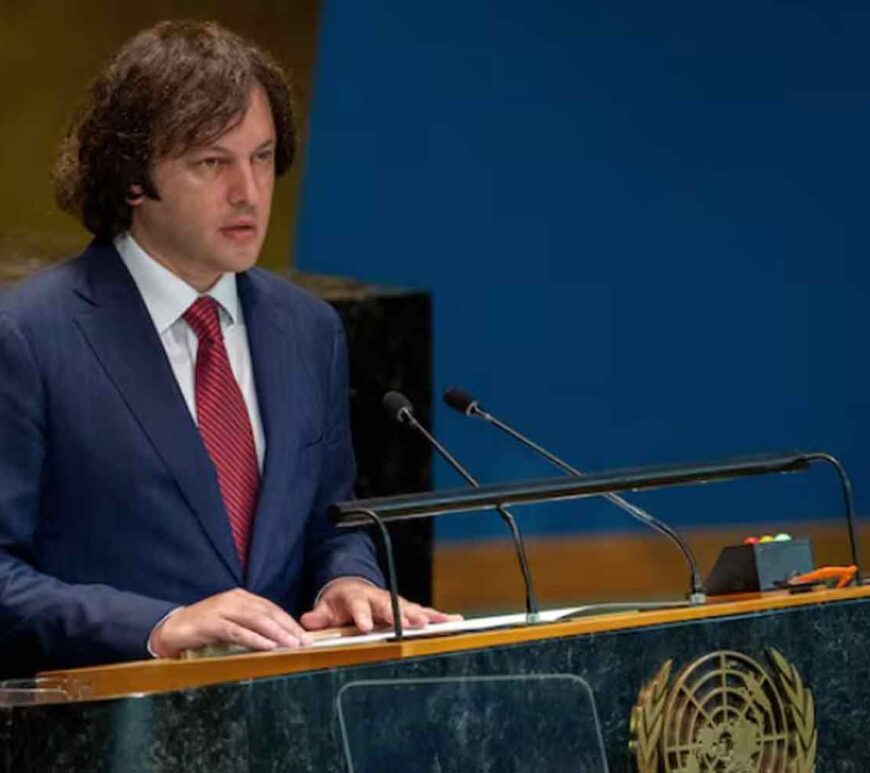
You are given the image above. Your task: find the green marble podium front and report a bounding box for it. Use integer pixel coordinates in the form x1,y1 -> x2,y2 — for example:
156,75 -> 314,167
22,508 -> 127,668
3,588 -> 869,771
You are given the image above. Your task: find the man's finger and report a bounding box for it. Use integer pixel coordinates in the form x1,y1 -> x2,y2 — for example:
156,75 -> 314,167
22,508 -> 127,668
229,591 -> 303,632
223,606 -> 305,648
369,593 -> 395,626
300,606 -> 336,631
397,601 -> 429,628
420,607 -> 460,623
218,620 -> 281,652
264,605 -> 311,643
348,596 -> 374,632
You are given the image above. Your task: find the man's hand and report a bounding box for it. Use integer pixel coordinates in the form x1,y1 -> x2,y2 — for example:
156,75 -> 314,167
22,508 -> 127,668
149,588 -> 310,658
299,578 -> 461,633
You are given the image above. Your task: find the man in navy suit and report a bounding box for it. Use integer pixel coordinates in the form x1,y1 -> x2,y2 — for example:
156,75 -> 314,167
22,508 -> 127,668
0,21 -> 447,674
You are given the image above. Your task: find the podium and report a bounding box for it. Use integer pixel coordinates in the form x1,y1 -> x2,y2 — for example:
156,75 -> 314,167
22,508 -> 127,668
2,586 -> 869,771
3,452 -> 867,770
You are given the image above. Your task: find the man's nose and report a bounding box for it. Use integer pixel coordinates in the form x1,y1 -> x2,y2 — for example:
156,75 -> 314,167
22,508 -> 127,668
227,161 -> 259,207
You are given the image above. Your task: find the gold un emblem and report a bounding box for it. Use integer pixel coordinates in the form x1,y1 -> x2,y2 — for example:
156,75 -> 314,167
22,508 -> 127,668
629,649 -> 816,772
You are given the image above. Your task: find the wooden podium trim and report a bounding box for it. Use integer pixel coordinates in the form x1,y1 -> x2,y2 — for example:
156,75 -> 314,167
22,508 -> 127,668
42,585 -> 870,702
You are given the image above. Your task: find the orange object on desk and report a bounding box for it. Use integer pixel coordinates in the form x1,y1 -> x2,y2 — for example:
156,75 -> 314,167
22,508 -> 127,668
788,564 -> 857,589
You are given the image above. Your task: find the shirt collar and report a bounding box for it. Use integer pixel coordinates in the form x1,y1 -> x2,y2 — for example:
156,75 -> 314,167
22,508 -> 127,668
114,233 -> 241,334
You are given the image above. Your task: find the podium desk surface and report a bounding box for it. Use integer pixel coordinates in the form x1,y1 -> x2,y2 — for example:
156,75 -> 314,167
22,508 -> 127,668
41,585 -> 870,703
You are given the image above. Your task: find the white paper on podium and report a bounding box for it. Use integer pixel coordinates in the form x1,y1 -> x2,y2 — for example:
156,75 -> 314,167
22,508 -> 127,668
305,608 -> 561,649
305,601 -> 681,649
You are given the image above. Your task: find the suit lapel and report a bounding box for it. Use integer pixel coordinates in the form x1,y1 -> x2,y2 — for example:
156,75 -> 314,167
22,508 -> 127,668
72,242 -> 244,583
239,271 -> 304,588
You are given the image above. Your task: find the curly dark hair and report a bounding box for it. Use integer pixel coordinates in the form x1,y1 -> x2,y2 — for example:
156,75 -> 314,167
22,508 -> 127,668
54,21 -> 296,238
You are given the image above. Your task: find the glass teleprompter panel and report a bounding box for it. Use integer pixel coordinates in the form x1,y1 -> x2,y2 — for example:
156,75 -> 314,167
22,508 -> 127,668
336,674 -> 608,773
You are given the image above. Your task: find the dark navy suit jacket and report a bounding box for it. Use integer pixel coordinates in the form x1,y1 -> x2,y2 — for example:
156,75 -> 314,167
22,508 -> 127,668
0,241 -> 382,673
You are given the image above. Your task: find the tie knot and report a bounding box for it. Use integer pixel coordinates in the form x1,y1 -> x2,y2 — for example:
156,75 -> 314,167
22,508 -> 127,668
183,296 -> 222,343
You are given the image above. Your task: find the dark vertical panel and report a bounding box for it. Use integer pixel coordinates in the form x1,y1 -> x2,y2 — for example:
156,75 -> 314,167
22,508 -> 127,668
327,287 -> 433,605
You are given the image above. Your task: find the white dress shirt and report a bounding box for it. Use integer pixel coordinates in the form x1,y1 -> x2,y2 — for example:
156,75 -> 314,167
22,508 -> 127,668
115,233 -> 266,470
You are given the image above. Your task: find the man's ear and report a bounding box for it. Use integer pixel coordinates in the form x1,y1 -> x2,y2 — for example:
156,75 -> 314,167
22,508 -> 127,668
127,183 -> 145,207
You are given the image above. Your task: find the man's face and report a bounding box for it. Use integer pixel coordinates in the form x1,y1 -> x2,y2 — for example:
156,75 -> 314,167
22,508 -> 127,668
129,85 -> 276,292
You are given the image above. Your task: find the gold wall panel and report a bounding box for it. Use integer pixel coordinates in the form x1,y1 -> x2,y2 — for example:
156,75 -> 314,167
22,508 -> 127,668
0,0 -> 318,277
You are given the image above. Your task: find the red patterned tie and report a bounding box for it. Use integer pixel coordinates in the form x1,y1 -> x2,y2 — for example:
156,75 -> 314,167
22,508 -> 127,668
184,297 -> 259,568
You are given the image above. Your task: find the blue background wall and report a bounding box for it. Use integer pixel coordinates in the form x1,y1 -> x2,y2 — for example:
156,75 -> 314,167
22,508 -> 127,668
296,1 -> 870,542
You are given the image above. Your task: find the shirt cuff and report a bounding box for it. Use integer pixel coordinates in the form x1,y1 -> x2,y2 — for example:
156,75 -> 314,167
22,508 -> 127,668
146,606 -> 185,658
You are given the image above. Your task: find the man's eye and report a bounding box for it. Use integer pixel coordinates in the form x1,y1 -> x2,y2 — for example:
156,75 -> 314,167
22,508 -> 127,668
199,158 -> 222,168
255,150 -> 274,163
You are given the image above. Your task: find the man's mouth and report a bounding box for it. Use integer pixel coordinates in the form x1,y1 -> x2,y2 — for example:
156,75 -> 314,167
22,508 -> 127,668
220,222 -> 257,241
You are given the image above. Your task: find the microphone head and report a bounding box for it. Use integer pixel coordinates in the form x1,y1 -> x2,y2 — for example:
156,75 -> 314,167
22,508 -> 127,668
382,390 -> 415,423
443,386 -> 478,415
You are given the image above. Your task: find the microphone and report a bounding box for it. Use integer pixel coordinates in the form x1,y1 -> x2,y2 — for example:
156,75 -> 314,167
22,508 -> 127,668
382,391 -> 540,617
443,386 -> 706,604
